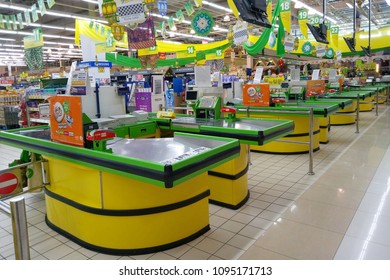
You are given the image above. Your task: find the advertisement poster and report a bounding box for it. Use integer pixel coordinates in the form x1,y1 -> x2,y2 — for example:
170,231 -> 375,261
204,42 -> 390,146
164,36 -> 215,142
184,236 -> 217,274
70,71 -> 87,95
242,84 -> 270,106
49,96 -> 84,147
306,80 -> 325,96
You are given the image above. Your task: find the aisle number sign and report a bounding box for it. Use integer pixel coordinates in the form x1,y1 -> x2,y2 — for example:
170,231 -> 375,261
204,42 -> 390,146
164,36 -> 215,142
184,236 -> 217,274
309,15 -> 321,25
280,0 -> 291,33
216,49 -> 222,57
331,26 -> 339,48
298,9 -> 309,38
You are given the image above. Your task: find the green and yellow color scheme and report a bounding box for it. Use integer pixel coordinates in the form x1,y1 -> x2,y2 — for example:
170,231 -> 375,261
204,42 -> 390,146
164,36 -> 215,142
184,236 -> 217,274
44,156 -> 210,255
208,144 -> 250,209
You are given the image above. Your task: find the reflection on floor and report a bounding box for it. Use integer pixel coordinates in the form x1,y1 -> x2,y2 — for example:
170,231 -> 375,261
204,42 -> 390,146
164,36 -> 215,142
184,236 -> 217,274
1,105 -> 389,260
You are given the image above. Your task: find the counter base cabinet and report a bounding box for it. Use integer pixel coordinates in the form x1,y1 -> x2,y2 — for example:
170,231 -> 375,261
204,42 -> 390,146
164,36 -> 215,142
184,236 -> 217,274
44,157 -> 210,255
208,144 -> 250,209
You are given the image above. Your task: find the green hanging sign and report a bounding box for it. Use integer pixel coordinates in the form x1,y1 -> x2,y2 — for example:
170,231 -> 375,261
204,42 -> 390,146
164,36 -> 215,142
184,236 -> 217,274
302,41 -> 313,55
24,10 -> 31,25
31,4 -> 39,22
47,0 -> 56,9
176,10 -> 185,24
185,1 -> 195,16
325,47 -> 335,58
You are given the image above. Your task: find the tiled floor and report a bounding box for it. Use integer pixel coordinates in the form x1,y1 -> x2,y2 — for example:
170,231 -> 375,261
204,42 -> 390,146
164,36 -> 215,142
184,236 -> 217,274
1,104 -> 389,260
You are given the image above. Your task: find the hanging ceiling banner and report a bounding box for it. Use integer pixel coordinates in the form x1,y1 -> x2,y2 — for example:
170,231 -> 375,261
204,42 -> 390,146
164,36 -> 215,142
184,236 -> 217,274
331,26 -> 339,49
115,0 -> 146,25
23,28 -> 44,49
298,9 -> 308,39
74,19 -> 128,48
267,0 -> 272,23
138,39 -> 229,56
280,0 -> 291,33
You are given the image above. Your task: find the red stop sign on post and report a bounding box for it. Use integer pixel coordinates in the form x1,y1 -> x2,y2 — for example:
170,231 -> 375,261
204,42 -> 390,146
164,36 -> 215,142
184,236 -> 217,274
0,173 -> 19,195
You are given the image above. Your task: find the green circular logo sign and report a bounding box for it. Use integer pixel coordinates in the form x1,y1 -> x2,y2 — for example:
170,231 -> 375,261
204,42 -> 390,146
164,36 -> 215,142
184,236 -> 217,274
26,168 -> 34,179
302,41 -> 313,55
325,47 -> 335,58
62,100 -> 70,114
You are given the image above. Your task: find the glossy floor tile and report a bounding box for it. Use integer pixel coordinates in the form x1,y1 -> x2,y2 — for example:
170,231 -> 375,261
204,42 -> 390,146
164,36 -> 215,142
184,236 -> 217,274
1,104 -> 389,260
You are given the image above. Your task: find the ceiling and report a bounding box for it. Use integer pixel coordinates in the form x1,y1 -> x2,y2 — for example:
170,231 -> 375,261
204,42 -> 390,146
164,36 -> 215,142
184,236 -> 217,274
0,0 -> 390,69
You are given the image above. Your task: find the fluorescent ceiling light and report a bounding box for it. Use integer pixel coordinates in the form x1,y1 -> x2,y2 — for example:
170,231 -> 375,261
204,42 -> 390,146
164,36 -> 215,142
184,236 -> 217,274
346,3 -> 353,8
203,1 -> 232,13
386,0 -> 390,6
0,38 -> 16,41
82,0 -> 98,3
161,40 -> 183,45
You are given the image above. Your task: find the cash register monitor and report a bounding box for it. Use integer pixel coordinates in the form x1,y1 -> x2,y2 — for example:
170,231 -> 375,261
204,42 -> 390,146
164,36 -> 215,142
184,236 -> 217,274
185,90 -> 198,102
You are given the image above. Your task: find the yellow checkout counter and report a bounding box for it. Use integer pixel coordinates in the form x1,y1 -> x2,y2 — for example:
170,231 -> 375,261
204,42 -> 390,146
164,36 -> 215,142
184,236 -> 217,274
0,106 -> 294,255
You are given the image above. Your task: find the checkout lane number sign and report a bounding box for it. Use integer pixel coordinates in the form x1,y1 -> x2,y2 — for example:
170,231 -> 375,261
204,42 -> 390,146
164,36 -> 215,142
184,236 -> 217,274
0,172 -> 19,195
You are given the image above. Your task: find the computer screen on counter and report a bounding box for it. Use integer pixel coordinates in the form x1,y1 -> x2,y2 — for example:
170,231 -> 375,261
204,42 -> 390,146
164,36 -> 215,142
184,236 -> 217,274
185,90 -> 198,101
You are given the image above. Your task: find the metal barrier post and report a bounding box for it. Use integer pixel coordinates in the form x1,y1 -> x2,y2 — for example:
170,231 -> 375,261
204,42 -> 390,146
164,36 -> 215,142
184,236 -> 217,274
10,197 -> 30,260
237,108 -> 316,175
376,91 -> 379,116
356,95 -> 360,134
308,108 -> 315,175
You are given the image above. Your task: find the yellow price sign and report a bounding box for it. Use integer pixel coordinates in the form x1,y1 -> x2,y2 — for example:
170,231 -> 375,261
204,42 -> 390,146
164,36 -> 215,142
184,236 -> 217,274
98,67 -> 105,73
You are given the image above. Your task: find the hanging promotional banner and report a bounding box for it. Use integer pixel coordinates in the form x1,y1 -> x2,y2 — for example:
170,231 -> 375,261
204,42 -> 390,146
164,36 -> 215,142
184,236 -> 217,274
23,28 -> 44,49
185,1 -> 195,16
233,20 -> 248,46
316,44 -> 326,57
176,10 -> 185,23
336,50 -> 342,60
95,41 -> 116,53
267,0 -> 273,23
280,0 -> 291,33
331,26 -> 339,49
115,0 -> 146,25
298,9 -> 308,39
284,35 -> 295,52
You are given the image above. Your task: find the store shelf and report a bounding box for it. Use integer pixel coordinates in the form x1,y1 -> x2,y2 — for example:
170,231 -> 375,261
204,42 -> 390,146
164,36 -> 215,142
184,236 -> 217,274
30,118 -> 50,124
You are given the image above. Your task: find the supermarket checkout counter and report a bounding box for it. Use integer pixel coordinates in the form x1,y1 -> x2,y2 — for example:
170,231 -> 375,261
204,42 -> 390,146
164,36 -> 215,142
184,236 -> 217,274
149,98 -> 294,209
234,102 -> 340,153
0,126 -> 241,255
321,90 -> 372,125
0,95 -> 295,255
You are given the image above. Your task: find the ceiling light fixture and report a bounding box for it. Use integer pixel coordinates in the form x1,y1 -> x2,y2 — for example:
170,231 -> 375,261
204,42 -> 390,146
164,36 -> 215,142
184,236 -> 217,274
202,1 -> 232,13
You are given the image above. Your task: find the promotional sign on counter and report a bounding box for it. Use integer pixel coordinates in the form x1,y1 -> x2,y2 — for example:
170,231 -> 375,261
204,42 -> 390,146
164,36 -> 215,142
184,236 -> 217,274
49,96 -> 84,147
70,70 -> 87,95
306,80 -> 325,97
242,83 -> 270,106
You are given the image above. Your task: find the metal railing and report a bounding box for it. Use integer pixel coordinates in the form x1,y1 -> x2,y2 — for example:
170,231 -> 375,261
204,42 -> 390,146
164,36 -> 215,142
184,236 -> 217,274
238,107 -> 316,175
